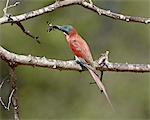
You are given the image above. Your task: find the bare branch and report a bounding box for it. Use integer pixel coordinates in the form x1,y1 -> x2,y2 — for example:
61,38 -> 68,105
3,0 -> 20,16
6,2 -> 20,9
9,67 -> 20,120
15,22 -> 40,43
3,0 -> 9,16
0,81 -> 4,89
0,46 -> 149,73
0,80 -> 15,110
0,0 -> 149,25
0,81 -> 5,109
0,0 -> 83,24
0,97 -> 8,110
80,1 -> 150,24
2,0 -> 39,43
7,89 -> 15,110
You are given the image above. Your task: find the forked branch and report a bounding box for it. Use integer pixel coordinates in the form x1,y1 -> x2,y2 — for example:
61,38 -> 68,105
9,67 -> 20,120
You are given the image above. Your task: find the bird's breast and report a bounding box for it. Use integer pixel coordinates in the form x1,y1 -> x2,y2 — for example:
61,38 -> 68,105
66,35 -> 93,65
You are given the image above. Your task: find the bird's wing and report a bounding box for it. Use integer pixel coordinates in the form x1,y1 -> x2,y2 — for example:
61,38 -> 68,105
70,38 -> 93,65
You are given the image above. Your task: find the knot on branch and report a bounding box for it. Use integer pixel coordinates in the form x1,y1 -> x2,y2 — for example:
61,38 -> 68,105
98,51 -> 109,68
8,61 -> 18,68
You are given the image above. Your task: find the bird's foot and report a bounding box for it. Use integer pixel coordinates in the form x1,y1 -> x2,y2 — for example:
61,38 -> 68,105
74,56 -> 87,71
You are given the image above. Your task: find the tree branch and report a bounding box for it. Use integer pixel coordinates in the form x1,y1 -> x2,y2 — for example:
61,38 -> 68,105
0,46 -> 149,73
9,67 -> 20,120
0,0 -> 149,25
15,21 -> 40,43
2,0 -> 40,43
0,79 -> 15,111
80,1 -> 150,24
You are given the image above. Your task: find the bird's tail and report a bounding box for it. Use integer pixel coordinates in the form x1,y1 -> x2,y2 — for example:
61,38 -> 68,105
83,64 -> 114,111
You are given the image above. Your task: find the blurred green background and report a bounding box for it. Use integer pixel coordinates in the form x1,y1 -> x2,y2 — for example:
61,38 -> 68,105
0,0 -> 149,119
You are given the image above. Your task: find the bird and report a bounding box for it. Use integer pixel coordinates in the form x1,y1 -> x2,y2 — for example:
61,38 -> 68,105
48,24 -> 114,110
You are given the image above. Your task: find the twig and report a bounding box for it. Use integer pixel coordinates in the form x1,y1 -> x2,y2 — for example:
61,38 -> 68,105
7,2 -> 20,9
0,79 -> 15,110
0,89 -> 15,110
0,46 -> 149,73
3,0 -> 20,16
3,0 -> 9,16
0,80 -> 5,109
7,89 -> 15,110
16,22 -> 40,43
0,81 -> 4,89
0,97 -> 8,110
9,67 -> 20,120
0,0 -> 149,24
2,0 -> 39,43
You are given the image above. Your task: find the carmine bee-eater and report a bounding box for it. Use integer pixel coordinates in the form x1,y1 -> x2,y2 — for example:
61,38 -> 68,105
48,24 -> 114,109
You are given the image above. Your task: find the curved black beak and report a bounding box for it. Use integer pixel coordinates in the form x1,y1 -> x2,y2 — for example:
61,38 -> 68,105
48,25 -> 68,35
48,25 -> 61,32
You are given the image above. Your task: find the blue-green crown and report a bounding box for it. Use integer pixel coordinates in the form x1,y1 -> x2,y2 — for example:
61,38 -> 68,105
61,25 -> 74,34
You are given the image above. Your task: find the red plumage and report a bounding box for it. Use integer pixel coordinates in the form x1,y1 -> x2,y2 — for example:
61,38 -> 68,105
65,28 -> 93,65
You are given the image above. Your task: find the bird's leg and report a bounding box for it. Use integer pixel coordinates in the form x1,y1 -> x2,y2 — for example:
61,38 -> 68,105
100,71 -> 103,82
74,56 -> 87,72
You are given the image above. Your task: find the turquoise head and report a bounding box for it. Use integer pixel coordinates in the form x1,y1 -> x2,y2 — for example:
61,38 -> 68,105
48,25 -> 75,35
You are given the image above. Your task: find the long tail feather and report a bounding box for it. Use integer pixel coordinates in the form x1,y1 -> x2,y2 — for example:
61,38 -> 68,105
75,57 -> 114,111
84,65 -> 114,111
